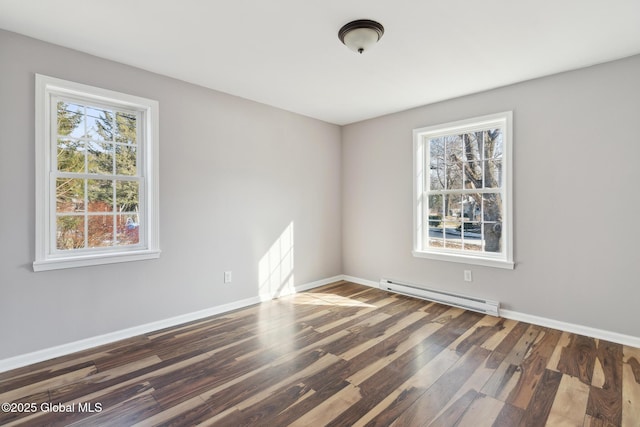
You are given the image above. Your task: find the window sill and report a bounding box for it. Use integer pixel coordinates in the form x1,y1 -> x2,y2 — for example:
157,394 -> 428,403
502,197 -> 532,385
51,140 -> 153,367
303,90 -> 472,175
412,250 -> 514,270
33,249 -> 161,272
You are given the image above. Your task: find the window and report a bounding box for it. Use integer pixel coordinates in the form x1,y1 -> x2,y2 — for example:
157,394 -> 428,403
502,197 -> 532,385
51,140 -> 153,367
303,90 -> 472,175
34,75 -> 160,271
413,112 -> 513,269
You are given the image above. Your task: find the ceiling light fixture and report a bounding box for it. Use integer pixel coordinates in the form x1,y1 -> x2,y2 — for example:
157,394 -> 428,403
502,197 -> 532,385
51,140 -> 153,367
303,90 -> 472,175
338,19 -> 384,54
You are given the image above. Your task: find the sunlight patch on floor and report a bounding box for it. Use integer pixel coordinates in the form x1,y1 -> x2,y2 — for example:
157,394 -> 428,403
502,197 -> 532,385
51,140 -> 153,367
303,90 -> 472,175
289,292 -> 376,308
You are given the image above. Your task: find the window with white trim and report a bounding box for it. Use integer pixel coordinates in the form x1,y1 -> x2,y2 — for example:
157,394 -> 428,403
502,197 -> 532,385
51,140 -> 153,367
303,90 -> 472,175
413,112 -> 513,269
34,75 -> 160,271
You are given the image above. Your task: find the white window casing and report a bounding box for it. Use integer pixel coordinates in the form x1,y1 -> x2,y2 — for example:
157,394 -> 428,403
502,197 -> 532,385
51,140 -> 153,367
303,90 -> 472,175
413,111 -> 514,269
34,74 -> 160,271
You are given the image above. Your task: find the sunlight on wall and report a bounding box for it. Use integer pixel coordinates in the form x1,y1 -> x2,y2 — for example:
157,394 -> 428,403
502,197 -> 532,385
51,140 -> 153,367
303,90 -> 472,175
259,221 -> 294,301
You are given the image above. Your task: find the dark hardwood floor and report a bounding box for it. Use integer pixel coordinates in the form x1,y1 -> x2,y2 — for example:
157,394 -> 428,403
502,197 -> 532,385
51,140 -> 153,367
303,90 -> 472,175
1,281 -> 639,426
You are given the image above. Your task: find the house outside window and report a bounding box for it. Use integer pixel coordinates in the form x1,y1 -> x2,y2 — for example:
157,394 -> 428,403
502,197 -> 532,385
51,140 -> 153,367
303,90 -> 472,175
34,75 -> 160,271
413,111 -> 513,269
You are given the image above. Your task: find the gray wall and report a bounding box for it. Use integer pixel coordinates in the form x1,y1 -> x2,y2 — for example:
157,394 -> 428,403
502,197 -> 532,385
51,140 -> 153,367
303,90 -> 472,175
342,54 -> 640,338
0,30 -> 342,359
2,28 -> 639,362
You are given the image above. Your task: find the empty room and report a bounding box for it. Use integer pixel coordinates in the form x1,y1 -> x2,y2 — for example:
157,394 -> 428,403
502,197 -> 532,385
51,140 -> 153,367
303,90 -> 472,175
1,1 -> 639,426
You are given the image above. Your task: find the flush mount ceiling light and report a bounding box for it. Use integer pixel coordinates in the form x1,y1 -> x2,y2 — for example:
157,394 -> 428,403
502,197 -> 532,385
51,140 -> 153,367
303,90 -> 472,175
338,19 -> 384,54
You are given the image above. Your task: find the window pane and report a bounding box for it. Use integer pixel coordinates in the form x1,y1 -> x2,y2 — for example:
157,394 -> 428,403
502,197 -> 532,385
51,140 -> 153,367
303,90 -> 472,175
428,194 -> 442,214
429,161 -> 445,190
429,137 -> 445,190
428,236 -> 444,249
87,215 -> 114,247
482,222 -> 503,253
57,216 -> 85,249
115,112 -> 137,144
116,180 -> 139,212
427,213 -> 442,229
445,194 -> 462,219
429,137 -> 444,158
56,178 -> 84,212
86,106 -> 114,142
462,194 -> 481,222
459,194 -> 482,250
441,194 -> 462,249
463,132 -> 483,161
482,193 -> 502,222
88,141 -> 113,174
117,214 -> 139,245
465,161 -> 482,189
427,194 -> 443,248
87,179 -> 113,212
483,193 -> 503,253
116,145 -> 137,176
57,101 -> 84,138
446,161 -> 463,189
57,139 -> 85,172
462,222 -> 482,251
445,239 -> 463,250
484,129 -> 503,160
445,135 -> 463,190
484,160 -> 502,188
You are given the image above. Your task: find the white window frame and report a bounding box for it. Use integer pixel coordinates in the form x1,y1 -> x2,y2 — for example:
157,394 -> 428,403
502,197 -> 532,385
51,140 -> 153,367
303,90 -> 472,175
413,111 -> 514,269
34,74 -> 160,271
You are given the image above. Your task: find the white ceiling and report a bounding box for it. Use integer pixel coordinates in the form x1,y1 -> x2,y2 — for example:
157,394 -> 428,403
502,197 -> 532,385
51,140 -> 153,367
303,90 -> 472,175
1,0 -> 640,125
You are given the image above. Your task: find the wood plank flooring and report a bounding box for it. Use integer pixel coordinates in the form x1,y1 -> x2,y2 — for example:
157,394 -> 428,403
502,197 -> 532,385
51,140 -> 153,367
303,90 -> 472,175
1,281 -> 639,426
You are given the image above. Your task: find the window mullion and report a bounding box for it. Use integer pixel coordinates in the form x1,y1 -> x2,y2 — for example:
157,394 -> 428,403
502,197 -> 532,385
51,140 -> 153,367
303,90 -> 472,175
481,131 -> 486,189
426,188 -> 499,196
55,172 -> 140,181
82,178 -> 88,249
83,105 -> 88,175
113,179 -> 117,244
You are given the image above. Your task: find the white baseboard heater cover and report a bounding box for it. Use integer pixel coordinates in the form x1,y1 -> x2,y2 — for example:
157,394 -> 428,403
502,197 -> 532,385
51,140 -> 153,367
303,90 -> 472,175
380,278 -> 500,317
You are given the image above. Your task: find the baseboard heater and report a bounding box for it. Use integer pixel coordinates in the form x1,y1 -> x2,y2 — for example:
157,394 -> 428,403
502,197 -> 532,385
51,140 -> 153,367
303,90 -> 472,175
380,278 -> 500,317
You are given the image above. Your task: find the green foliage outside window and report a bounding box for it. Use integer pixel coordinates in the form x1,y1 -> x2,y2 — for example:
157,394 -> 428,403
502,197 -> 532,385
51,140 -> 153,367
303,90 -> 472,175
55,101 -> 139,250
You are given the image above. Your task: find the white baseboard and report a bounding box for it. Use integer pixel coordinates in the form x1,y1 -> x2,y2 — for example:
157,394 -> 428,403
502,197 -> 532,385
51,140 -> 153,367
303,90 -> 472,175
342,275 -> 640,348
292,275 -> 345,294
0,275 -> 341,374
4,275 -> 637,373
340,275 -> 379,288
500,309 -> 640,348
0,295 -> 262,374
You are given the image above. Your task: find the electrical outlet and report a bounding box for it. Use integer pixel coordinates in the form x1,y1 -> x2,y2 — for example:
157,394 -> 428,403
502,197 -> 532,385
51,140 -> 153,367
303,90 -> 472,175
224,271 -> 232,283
464,270 -> 472,282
